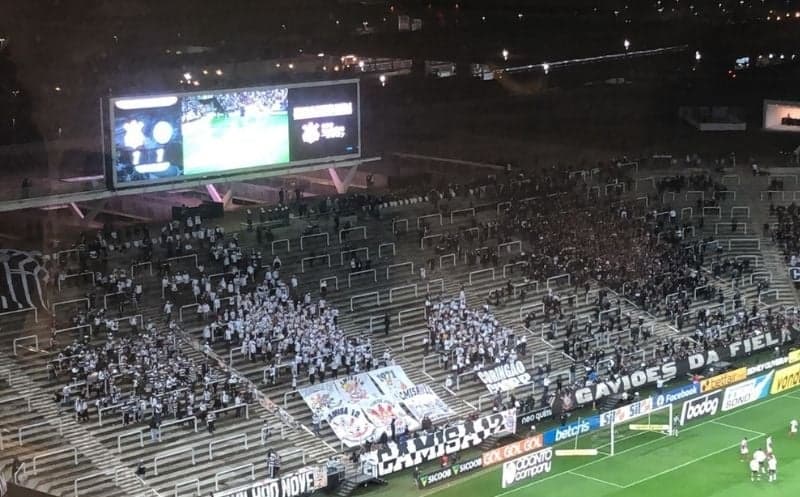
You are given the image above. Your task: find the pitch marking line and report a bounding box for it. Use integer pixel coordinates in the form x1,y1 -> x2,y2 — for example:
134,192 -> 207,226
567,471 -> 624,488
711,421 -> 766,436
620,435 -> 765,489
786,394 -> 800,401
495,391 -> 794,497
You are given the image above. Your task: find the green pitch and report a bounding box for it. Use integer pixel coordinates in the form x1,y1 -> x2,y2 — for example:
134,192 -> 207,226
417,391 -> 800,497
182,111 -> 290,175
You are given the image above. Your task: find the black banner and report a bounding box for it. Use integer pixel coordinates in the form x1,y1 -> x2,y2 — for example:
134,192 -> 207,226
555,329 -> 797,412
374,409 -> 516,476
516,406 -> 554,428
415,457 -> 483,489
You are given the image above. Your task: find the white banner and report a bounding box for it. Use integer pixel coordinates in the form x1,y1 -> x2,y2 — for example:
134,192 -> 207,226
212,466 -> 328,497
368,366 -> 415,397
397,384 -> 455,422
501,447 -> 554,488
335,373 -> 384,406
327,406 -> 376,448
298,382 -> 344,417
478,360 -> 532,394
362,395 -> 420,434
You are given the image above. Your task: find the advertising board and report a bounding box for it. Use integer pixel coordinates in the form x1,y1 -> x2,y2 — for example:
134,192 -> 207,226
500,448 -> 554,489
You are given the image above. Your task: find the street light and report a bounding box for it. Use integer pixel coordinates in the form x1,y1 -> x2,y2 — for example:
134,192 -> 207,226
379,74 -> 387,87
542,63 -> 550,75
695,50 -> 702,61
623,39 -> 630,52
502,49 -> 509,61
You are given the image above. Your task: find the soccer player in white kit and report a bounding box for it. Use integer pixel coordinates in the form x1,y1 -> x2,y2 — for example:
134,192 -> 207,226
766,436 -> 774,455
790,419 -> 798,437
753,448 -> 767,474
767,453 -> 778,482
749,457 -> 761,481
740,438 -> 749,461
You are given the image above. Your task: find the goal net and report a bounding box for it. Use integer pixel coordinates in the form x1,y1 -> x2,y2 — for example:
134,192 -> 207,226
553,402 -> 673,457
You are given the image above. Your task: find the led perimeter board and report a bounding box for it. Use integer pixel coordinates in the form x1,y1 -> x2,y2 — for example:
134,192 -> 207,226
108,79 -> 360,188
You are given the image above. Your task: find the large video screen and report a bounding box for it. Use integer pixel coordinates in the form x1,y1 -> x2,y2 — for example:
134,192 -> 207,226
109,80 -> 360,187
764,99 -> 800,132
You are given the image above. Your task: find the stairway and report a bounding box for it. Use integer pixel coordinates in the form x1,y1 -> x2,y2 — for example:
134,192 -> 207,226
0,355 -> 151,497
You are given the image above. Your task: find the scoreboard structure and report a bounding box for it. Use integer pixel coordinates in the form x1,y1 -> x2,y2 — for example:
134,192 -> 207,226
107,79 -> 361,189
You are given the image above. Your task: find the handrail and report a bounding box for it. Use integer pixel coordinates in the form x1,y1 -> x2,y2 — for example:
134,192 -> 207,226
350,292 -> 380,311
546,273 -> 571,289
398,307 -> 425,326
420,233 -> 443,249
730,206 -> 751,218
13,461 -> 26,484
103,291 -> 125,309
54,324 -> 93,337
417,213 -> 442,228
281,447 -> 307,465
468,268 -> 495,285
74,472 -> 107,497
319,275 -> 339,291
166,253 -> 199,268
502,261 -> 527,279
301,254 -> 331,273
715,222 -> 748,235
728,238 -> 761,250
214,463 -> 255,491
283,390 -> 299,409
702,206 -> 722,218
158,416 -> 198,441
427,278 -> 445,295
348,268 -> 377,287
179,303 -> 200,322
112,313 -> 143,328
174,479 -> 201,497
439,253 -> 456,268
300,232 -> 330,251
13,335 -> 39,356
211,403 -> 250,420
386,261 -> 414,279
340,247 -> 369,266
51,297 -> 90,315
339,226 -> 367,243
450,207 -> 475,224
154,446 -> 196,476
33,446 -> 78,475
0,307 -> 38,324
117,428 -> 145,453
389,284 -> 418,303
209,432 -> 248,460
498,240 -> 522,254
130,261 -> 153,277
685,190 -> 704,201
98,403 -> 124,426
751,271 -> 772,284
271,238 -> 290,254
261,424 -> 286,444
392,218 -> 409,232
58,271 -> 94,292
378,242 -> 396,257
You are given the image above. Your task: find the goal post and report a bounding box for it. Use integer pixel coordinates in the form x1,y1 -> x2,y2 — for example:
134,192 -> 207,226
609,402 -> 673,456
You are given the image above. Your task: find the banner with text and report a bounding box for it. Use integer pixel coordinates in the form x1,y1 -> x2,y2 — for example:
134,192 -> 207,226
555,330 -> 792,412
478,360 -> 533,393
372,409 -> 516,476
212,466 -> 328,497
397,384 -> 455,422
